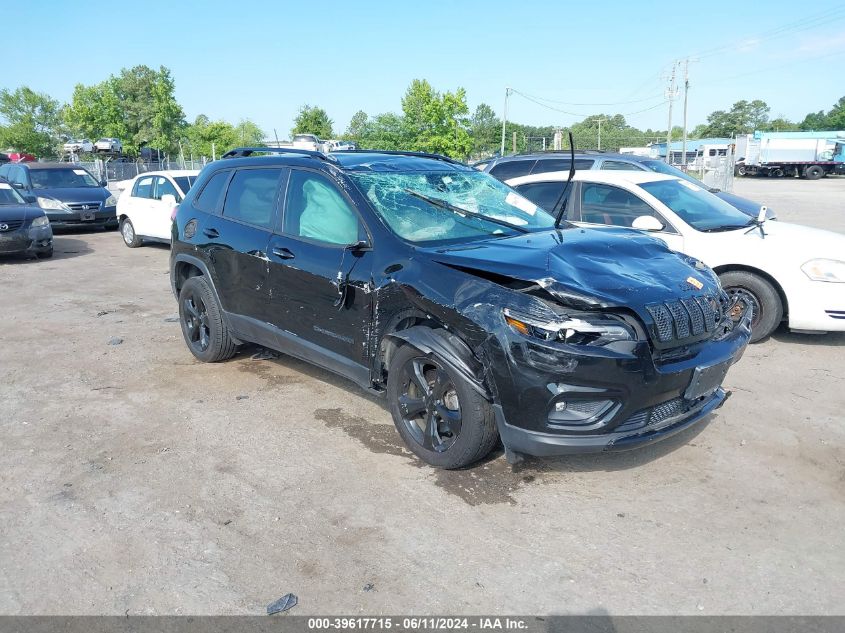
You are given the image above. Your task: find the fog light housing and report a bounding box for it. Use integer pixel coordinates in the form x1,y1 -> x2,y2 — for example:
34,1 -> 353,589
548,399 -> 614,424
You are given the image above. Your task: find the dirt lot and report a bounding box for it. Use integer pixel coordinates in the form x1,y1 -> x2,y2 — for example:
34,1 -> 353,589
1,177 -> 843,615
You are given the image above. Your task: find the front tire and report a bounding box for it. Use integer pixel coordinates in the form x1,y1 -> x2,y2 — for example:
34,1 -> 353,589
120,218 -> 142,247
178,276 -> 237,362
387,342 -> 498,469
804,165 -> 824,180
719,271 -> 783,343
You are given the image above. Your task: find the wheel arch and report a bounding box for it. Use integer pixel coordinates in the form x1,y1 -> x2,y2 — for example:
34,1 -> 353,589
379,319 -> 493,401
713,263 -> 789,320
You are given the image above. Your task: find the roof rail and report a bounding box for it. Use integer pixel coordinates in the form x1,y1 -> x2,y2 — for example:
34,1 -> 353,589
221,147 -> 334,161
331,149 -> 466,166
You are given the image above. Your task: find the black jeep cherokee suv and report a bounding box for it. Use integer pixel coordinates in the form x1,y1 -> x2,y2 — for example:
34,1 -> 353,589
170,148 -> 751,469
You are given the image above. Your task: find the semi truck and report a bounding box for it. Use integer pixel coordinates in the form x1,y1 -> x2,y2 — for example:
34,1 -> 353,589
735,131 -> 845,179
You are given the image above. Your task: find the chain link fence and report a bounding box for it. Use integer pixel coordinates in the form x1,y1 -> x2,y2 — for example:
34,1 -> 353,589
698,147 -> 735,192
70,157 -> 209,184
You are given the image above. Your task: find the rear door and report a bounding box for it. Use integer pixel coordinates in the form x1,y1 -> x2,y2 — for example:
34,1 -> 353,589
266,168 -> 373,383
206,167 -> 284,341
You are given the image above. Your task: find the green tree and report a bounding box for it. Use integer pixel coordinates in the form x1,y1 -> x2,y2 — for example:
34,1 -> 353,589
801,96 -> 845,130
345,110 -> 369,141
358,112 -> 406,150
700,99 -> 770,137
469,103 -> 500,157
400,79 -> 472,158
0,86 -> 63,156
64,65 -> 185,156
765,117 -> 800,132
291,105 -> 333,138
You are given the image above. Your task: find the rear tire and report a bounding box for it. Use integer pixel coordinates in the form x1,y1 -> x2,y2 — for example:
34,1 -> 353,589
804,165 -> 824,180
719,271 -> 783,343
178,276 -> 237,362
120,218 -> 142,247
387,342 -> 498,469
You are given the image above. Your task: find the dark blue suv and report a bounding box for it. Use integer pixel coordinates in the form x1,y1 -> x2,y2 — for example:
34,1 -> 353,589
170,148 -> 750,469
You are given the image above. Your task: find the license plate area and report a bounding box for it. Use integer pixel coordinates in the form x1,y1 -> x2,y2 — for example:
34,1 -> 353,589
684,360 -> 731,400
80,211 -> 96,221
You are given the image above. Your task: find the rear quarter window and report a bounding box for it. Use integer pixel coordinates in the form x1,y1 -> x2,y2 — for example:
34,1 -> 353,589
194,170 -> 231,213
531,158 -> 595,174
488,160 -> 536,180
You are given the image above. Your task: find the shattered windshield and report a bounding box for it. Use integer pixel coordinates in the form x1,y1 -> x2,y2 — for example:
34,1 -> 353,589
349,170 -> 556,245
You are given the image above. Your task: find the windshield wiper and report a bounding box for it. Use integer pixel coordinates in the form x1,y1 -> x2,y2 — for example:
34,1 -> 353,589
403,188 -> 528,234
699,224 -> 747,233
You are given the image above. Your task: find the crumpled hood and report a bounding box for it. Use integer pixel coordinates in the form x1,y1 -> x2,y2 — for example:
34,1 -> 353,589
427,226 -> 721,310
33,186 -> 110,204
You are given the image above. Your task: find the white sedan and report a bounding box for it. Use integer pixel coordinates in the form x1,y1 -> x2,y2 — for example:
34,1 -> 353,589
507,170 -> 845,342
117,170 -> 199,247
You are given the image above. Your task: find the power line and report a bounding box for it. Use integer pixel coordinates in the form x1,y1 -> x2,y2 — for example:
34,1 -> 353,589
511,89 -> 667,118
688,6 -> 845,60
511,89 -> 666,107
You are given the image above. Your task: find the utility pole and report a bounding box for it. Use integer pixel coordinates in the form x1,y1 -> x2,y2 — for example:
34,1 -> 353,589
500,87 -> 511,157
680,58 -> 697,170
665,62 -> 678,164
596,117 -> 607,151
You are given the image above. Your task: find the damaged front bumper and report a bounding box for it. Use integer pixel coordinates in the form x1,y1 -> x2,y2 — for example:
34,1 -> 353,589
490,310 -> 751,458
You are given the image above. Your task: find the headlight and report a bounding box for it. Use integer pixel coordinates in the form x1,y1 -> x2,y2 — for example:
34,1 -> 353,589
31,215 -> 50,228
503,308 -> 635,345
104,194 -> 117,206
36,196 -> 70,212
802,258 -> 845,283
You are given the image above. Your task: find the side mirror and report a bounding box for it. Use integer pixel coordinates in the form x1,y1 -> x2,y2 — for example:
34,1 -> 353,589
11,181 -> 26,190
100,179 -> 108,187
757,205 -> 768,223
23,194 -> 37,203
631,215 -> 664,231
161,194 -> 177,207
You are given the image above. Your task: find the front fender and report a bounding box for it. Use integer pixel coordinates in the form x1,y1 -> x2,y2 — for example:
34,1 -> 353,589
385,326 -> 492,400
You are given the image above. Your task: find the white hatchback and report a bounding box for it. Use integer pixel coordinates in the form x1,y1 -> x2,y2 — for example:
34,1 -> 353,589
117,170 -> 199,247
507,170 -> 845,342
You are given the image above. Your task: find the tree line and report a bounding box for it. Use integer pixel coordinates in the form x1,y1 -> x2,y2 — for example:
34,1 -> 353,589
2,66 -> 844,161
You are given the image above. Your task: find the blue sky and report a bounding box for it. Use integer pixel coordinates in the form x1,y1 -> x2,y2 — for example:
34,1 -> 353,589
5,1 -> 845,139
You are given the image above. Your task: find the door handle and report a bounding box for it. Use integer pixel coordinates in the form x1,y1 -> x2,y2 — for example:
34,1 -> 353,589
203,227 -> 219,238
272,246 -> 295,260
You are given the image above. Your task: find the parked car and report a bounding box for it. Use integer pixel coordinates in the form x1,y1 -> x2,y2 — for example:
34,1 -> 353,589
333,141 -> 359,151
0,177 -> 53,258
95,138 -> 123,154
139,147 -> 164,162
0,162 -> 118,229
5,152 -> 36,163
291,134 -> 321,151
482,152 -> 776,220
63,139 -> 94,154
117,170 -> 199,247
507,170 -> 845,342
0,153 -> 8,164
169,147 -> 751,469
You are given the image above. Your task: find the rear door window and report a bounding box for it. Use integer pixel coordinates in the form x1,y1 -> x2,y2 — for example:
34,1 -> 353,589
222,168 -> 282,228
514,181 -> 566,212
578,183 -> 657,227
488,160 -> 536,180
530,158 -> 594,174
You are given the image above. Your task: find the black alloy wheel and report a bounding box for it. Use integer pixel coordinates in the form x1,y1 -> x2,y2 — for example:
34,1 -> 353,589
397,356 -> 462,453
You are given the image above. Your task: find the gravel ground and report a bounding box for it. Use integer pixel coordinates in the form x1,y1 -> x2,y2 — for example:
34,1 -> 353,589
0,177 -> 843,615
